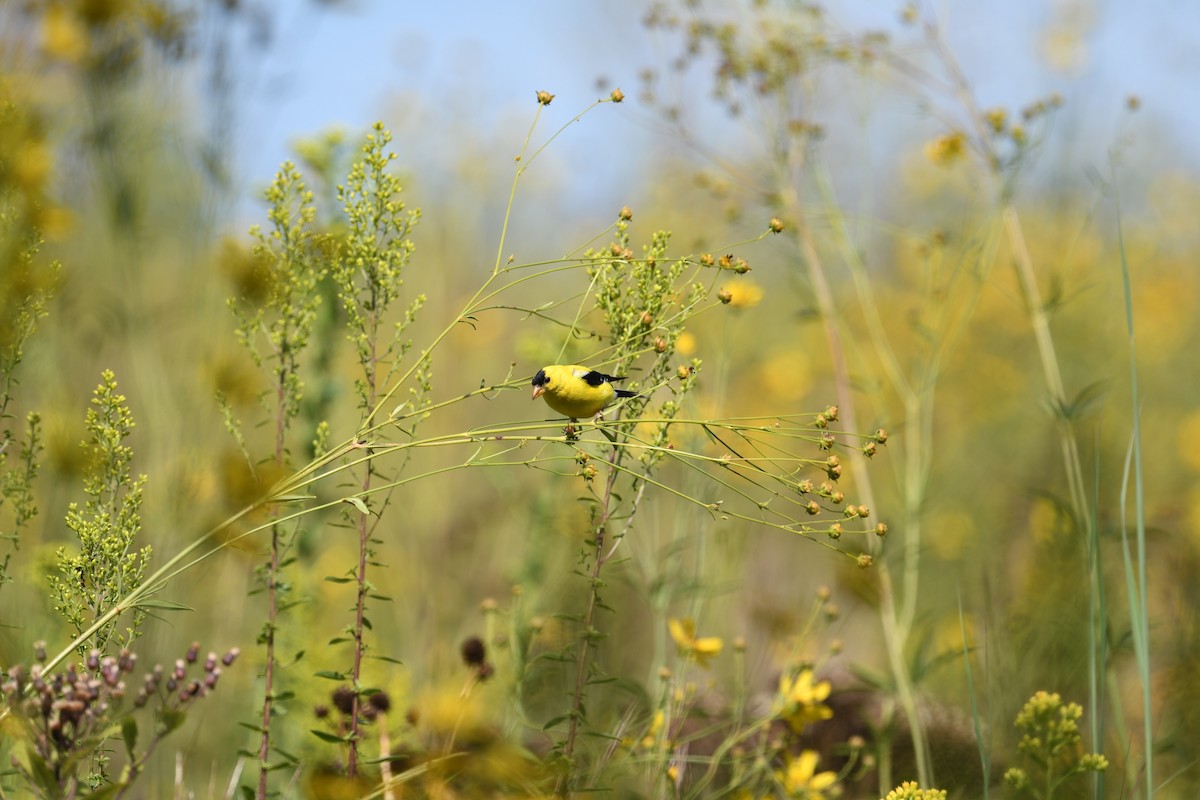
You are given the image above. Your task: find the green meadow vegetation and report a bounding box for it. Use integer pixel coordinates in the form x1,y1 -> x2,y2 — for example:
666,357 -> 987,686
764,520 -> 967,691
0,1 -> 1194,798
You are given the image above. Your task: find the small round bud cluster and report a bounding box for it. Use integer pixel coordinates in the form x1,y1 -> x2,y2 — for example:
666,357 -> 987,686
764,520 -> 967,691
856,553 -> 874,568
873,428 -> 888,444
2,641 -> 237,766
653,336 -> 668,353
875,522 -> 888,537
825,456 -> 842,481
827,522 -> 843,540
536,90 -> 555,106
618,205 -> 633,220
610,88 -> 625,103
769,217 -> 784,233
862,441 -> 878,457
818,432 -> 835,450
699,253 -> 715,267
717,287 -> 733,304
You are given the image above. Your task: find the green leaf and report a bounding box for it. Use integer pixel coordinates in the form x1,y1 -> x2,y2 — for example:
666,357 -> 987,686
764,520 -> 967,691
314,670 -> 346,680
24,746 -> 60,798
272,745 -> 300,763
542,716 -> 568,731
133,598 -> 194,611
343,496 -> 370,515
848,662 -> 893,691
310,729 -> 347,744
274,493 -> 316,503
370,654 -> 404,665
157,708 -> 186,736
121,716 -> 138,755
324,576 -> 354,584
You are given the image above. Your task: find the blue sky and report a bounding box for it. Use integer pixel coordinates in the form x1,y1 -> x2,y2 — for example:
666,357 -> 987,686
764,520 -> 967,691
229,1 -> 1200,221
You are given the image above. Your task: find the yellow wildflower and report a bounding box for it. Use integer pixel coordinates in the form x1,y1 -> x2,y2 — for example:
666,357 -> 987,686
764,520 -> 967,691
723,277 -> 764,309
924,131 -> 967,166
777,668 -> 833,733
668,618 -> 723,667
640,709 -> 665,749
676,331 -> 697,356
779,750 -> 837,798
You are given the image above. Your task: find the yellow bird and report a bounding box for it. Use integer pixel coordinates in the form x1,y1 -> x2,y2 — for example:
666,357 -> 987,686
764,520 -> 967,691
531,365 -> 637,419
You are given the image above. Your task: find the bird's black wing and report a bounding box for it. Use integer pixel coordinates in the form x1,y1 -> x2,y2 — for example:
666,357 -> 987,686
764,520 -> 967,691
581,370 -> 627,386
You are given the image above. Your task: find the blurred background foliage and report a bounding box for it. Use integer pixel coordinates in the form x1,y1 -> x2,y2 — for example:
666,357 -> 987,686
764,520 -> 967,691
1,0 -> 1198,797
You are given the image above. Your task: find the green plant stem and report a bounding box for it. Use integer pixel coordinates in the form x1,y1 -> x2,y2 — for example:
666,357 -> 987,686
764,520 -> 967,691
776,161 -> 932,788
554,435 -> 624,797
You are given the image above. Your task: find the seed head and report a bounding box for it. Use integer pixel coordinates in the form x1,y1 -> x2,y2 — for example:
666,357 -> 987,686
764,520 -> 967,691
369,692 -> 392,714
536,90 -> 555,106
611,88 -> 625,103
332,686 -> 356,715
461,636 -> 487,667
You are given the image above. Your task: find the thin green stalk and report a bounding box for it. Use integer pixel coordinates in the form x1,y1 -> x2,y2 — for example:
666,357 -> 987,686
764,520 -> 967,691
959,589 -> 989,799
1113,175 -> 1152,800
1087,428 -> 1107,799
775,150 -> 932,789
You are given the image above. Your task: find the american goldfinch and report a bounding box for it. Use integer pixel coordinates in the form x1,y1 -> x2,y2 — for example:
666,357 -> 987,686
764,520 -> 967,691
531,365 -> 636,419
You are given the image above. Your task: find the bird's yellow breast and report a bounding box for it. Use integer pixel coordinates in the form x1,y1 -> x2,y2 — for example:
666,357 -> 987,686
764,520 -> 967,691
536,365 -> 617,418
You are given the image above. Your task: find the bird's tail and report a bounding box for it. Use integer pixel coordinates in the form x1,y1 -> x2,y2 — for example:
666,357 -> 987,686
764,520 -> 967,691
615,389 -> 638,399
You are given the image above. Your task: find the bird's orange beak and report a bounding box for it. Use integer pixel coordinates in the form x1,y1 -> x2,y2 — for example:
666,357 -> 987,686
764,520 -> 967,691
532,385 -> 545,400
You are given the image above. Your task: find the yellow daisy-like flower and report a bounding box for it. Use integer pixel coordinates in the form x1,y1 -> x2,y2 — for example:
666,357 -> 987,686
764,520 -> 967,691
41,5 -> 88,63
924,131 -> 967,166
668,618 -> 723,667
676,330 -> 697,356
722,277 -> 764,309
640,709 -> 665,749
777,668 -> 833,733
780,750 -> 837,799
